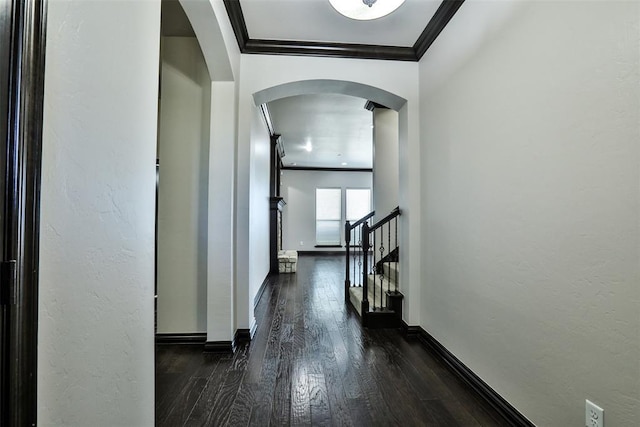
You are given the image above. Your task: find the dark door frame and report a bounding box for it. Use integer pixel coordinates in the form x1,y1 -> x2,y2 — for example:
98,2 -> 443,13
0,0 -> 47,425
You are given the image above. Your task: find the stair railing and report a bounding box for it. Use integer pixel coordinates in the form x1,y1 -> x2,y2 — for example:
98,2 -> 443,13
362,207 -> 400,314
344,210 -> 375,301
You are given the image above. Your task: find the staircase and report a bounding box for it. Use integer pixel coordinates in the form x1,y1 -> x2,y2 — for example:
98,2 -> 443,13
348,261 -> 403,328
344,207 -> 403,328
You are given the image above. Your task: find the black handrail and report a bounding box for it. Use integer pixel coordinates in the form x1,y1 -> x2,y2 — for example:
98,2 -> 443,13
348,210 -> 375,231
344,210 -> 375,300
362,207 -> 400,319
345,207 -> 401,324
368,206 -> 400,232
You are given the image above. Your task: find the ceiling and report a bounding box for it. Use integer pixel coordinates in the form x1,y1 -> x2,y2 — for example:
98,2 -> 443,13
241,0 -> 441,47
161,0 -> 467,169
230,0 -> 467,168
267,94 -> 373,169
225,0 -> 465,61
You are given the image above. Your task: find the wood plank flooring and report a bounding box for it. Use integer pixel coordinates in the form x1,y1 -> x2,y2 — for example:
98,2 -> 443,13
156,254 -> 509,426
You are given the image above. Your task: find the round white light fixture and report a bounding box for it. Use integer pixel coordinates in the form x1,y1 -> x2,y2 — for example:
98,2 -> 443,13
329,0 -> 405,21
304,141 -> 313,152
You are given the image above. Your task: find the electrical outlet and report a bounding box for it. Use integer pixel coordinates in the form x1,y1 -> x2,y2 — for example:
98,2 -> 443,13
299,241 -> 304,246
586,400 -> 604,427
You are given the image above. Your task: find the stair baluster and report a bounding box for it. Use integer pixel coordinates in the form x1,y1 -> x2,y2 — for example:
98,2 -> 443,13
394,215 -> 399,293
361,222 -> 370,316
387,222 -> 391,295
344,207 -> 401,328
356,225 -> 361,286
344,220 -> 351,301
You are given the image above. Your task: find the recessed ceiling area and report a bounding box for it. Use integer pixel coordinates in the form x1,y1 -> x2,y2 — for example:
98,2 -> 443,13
267,94 -> 373,169
225,0 -> 466,61
241,0 -> 441,47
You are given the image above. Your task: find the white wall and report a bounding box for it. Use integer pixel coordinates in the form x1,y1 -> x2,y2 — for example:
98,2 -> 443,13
248,105 -> 271,322
207,81 -> 236,342
157,37 -> 210,334
372,108 -> 399,218
179,0 -> 234,82
237,54 -> 422,327
281,170 -> 373,251
178,0 -> 240,342
39,1 -> 160,425
419,1 -> 640,426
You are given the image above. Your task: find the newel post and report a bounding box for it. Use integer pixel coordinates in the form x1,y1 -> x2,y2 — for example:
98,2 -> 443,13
361,222 -> 370,319
344,220 -> 351,301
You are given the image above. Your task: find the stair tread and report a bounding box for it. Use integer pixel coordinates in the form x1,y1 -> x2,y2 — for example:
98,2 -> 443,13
382,262 -> 399,280
367,273 -> 399,292
349,283 -> 403,316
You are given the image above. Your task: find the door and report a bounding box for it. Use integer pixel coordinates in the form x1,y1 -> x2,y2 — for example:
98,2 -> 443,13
0,0 -> 11,423
0,0 -> 47,425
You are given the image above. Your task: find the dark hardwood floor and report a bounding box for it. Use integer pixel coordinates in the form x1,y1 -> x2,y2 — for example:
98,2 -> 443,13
156,254 -> 509,426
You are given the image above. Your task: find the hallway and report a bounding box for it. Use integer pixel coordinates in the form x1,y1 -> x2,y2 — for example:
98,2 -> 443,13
156,255 -> 508,426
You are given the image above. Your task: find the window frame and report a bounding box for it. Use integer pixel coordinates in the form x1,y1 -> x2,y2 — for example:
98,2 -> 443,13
345,187 -> 372,222
314,187 -> 373,247
315,187 -> 343,246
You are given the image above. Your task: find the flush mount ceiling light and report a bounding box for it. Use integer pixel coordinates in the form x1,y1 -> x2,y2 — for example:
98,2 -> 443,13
329,0 -> 405,21
304,141 -> 313,152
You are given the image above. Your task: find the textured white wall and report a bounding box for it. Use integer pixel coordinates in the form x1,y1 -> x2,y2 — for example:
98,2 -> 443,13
419,1 -> 640,425
207,81 -> 236,342
39,1 -> 160,425
281,170 -> 373,251
178,0 -> 239,341
157,37 -> 210,334
179,0 -> 234,81
237,54 -> 422,327
248,105 -> 272,323
372,108 -> 399,219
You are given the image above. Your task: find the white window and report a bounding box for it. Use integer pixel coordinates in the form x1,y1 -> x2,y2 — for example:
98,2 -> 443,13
346,188 -> 372,222
315,188 -> 342,245
346,188 -> 372,245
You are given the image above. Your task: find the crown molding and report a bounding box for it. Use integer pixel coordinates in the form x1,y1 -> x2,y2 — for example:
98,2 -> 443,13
223,0 -> 465,62
223,0 -> 249,49
245,38 -> 416,62
413,0 -> 466,59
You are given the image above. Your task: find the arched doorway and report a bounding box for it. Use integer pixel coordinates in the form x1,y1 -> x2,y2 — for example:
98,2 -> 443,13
236,74 -> 420,334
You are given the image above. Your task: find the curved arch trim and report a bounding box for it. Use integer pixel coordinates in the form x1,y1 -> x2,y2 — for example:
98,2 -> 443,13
253,79 -> 407,111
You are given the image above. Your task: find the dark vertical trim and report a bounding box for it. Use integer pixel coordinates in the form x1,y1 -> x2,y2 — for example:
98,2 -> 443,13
276,155 -> 282,198
0,1 -> 14,424
274,136 -> 284,198
413,0 -> 465,60
154,159 -> 158,332
401,322 -> 535,427
3,0 -> 47,425
269,135 -> 278,198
